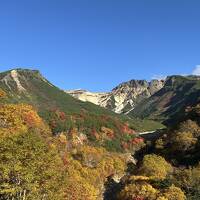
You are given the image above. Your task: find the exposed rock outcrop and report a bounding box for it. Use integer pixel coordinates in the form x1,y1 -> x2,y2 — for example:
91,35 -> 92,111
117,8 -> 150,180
66,79 -> 165,114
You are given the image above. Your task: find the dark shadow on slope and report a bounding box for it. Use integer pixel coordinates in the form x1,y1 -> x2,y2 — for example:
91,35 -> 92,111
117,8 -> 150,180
103,175 -> 123,200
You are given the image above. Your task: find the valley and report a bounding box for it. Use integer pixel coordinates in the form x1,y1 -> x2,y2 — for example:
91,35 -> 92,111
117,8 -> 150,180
0,68 -> 200,200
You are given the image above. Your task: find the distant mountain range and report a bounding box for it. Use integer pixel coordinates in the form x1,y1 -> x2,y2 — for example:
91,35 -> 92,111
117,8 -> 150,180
1,68 -> 200,127
66,79 -> 164,114
66,75 -> 200,125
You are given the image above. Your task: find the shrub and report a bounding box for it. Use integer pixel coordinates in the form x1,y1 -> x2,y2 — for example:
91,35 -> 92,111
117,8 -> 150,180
139,154 -> 173,180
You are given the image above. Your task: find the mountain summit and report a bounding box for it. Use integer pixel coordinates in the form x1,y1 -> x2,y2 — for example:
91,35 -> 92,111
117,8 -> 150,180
66,79 -> 165,114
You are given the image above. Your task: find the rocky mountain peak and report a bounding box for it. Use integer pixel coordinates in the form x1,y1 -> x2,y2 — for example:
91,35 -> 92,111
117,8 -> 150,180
0,68 -> 52,93
66,78 -> 165,114
149,79 -> 165,94
112,79 -> 148,92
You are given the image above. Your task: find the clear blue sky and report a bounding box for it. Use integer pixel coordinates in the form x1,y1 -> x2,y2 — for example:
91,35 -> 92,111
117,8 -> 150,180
0,0 -> 200,91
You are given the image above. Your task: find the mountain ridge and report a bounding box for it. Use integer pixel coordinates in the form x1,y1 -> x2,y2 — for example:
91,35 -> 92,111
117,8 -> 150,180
130,75 -> 200,125
66,78 -> 165,114
66,74 -> 200,126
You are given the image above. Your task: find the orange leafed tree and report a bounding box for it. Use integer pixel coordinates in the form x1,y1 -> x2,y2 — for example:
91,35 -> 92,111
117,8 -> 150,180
0,89 -> 6,98
0,104 -> 48,137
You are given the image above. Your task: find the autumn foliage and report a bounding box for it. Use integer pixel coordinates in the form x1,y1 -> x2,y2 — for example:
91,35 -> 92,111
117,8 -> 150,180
1,90 -> 199,200
0,88 -> 6,98
0,104 -> 47,137
44,109 -> 143,152
0,103 -> 67,199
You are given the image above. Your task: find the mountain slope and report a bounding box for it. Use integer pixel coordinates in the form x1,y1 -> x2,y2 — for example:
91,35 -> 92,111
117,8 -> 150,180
130,75 -> 200,125
66,79 -> 164,114
0,68 -> 120,116
0,69 -> 163,150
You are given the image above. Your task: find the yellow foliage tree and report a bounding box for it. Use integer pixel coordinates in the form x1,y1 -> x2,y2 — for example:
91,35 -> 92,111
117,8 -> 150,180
118,182 -> 159,200
0,88 -> 6,98
64,145 -> 127,200
163,185 -> 186,200
178,120 -> 200,137
157,197 -> 168,200
172,131 -> 197,152
0,104 -> 48,137
139,154 -> 173,180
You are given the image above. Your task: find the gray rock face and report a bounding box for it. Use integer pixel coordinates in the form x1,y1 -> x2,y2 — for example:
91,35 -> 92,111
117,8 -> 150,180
66,79 -> 165,114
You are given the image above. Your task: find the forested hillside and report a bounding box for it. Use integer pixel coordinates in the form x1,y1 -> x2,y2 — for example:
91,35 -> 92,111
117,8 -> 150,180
0,87 -> 147,199
111,103 -> 200,200
0,68 -> 163,152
